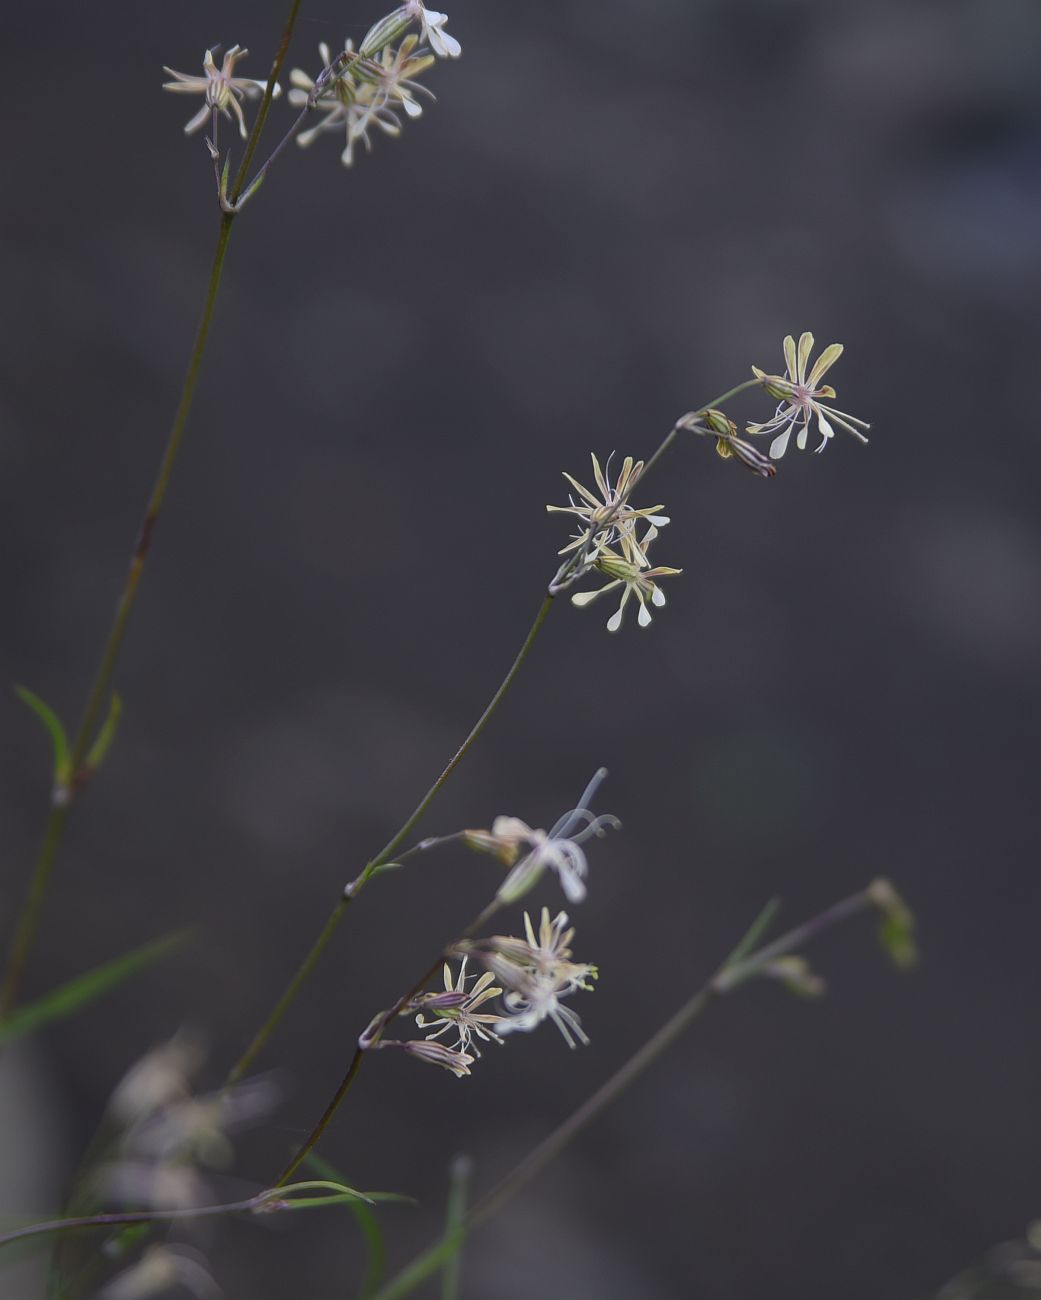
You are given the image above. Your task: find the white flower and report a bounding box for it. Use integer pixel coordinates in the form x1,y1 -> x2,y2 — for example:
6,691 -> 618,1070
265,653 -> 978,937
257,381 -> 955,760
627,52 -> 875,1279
162,46 -> 277,139
465,910 -> 597,1049
288,38 -> 433,166
413,958 -> 506,1055
571,523 -> 681,632
547,452 -> 670,563
465,770 -> 619,904
746,332 -> 870,459
406,1 -> 462,58
100,1245 -> 219,1300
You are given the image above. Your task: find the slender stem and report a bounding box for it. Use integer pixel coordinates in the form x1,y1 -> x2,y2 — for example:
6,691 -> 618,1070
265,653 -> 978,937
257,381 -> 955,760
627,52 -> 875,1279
229,0 -> 304,204
1,214 -> 235,1017
225,893 -> 352,1086
0,1194 -> 265,1251
367,884 -> 881,1300
363,595 -> 556,880
224,595 -> 555,1084
441,1156 -> 472,1300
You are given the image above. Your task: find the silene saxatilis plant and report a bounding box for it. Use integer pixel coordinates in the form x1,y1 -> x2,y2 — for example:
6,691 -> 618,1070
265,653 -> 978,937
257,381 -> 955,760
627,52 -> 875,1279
0,3 -> 918,1297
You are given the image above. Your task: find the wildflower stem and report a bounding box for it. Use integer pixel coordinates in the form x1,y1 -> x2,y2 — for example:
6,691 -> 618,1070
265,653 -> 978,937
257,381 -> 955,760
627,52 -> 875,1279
0,1193 -> 267,1251
228,0 -> 304,204
276,898 -> 501,1185
366,882 -> 884,1300
0,214 -> 235,1017
0,0 -> 309,1019
225,595 -> 555,1084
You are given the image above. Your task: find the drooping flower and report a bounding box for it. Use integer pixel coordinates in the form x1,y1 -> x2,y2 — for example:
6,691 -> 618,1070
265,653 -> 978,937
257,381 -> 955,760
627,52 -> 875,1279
459,909 -> 597,1048
547,452 -> 670,563
679,408 -> 776,478
400,1039 -> 475,1077
464,770 -> 619,904
406,1 -> 462,58
288,38 -> 434,166
746,332 -> 870,459
413,959 -> 506,1055
571,523 -> 681,632
162,46 -> 277,139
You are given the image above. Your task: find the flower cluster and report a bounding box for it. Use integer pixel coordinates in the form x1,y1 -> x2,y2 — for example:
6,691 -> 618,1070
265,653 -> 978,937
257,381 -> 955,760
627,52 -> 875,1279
459,909 -> 599,1048
163,3 -> 460,169
100,1038 -> 278,1212
288,35 -> 435,167
549,455 -> 682,631
747,332 -> 870,459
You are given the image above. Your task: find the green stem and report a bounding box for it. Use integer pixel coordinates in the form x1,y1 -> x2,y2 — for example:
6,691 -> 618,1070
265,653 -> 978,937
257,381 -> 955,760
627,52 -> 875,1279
229,0 -> 304,204
224,594 -> 555,1084
225,893 -> 351,1087
0,0 -> 309,1020
1,214 -> 235,1017
367,884 -> 880,1300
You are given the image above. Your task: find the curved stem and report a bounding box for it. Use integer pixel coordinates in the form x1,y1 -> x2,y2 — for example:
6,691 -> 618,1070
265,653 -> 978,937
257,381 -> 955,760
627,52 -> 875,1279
1,214 -> 235,1017
224,594 -> 555,1084
0,1193 -> 264,1251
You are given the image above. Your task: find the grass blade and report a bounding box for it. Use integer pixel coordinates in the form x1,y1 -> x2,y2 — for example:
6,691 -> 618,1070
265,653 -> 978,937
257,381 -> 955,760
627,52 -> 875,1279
0,930 -> 190,1046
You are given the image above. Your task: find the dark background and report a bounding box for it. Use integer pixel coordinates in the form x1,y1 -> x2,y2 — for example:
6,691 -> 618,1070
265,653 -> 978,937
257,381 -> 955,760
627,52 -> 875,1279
2,1 -> 1040,1296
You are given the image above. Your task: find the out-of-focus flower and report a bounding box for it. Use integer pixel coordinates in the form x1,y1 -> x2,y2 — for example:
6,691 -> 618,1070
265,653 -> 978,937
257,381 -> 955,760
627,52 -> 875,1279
360,2 -> 461,59
413,959 -> 505,1054
747,332 -> 870,459
464,771 -> 619,904
124,1076 -> 279,1169
162,46 -> 277,139
571,523 -> 681,632
459,909 -> 597,1048
99,1160 -> 210,1212
107,1032 -> 205,1127
405,1 -> 462,57
100,1244 -> 220,1300
288,37 -> 434,166
547,453 -> 670,563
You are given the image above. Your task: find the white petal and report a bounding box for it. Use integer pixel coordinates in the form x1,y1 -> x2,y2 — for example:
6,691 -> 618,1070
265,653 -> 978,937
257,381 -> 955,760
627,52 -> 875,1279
769,426 -> 793,460
651,586 -> 666,607
637,602 -> 653,628
606,607 -> 624,633
796,424 -> 808,451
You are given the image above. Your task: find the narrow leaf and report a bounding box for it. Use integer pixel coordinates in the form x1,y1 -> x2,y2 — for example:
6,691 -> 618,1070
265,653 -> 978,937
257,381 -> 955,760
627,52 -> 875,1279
82,692 -> 123,779
303,1153 -> 391,1299
441,1156 -> 472,1300
0,930 -> 191,1046
721,897 -> 780,970
15,685 -> 71,785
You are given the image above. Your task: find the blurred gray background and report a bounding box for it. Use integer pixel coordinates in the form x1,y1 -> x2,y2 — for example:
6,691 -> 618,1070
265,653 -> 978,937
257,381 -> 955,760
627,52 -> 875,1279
2,0 -> 1041,1296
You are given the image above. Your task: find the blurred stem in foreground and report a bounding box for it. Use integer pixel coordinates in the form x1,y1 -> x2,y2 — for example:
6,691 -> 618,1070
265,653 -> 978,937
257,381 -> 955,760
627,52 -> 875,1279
225,379 -> 763,1086
366,879 -> 909,1300
0,1 -> 305,1018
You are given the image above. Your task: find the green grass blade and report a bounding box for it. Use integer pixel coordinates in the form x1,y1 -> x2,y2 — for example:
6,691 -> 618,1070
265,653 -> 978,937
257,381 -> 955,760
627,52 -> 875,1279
303,1153 -> 389,1299
14,686 -> 71,785
0,930 -> 191,1046
441,1156 -> 472,1300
